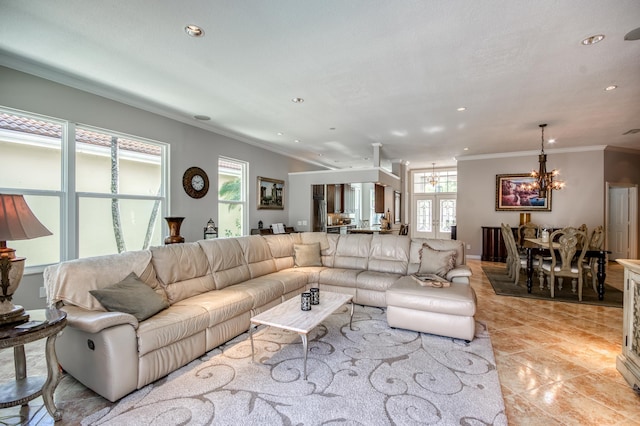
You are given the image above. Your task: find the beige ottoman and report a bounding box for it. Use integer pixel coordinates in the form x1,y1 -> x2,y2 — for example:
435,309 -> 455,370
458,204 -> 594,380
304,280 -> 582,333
386,276 -> 477,341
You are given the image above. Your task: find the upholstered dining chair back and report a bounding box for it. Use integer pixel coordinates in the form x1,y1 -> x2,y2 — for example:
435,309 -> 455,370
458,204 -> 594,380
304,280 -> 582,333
588,225 -> 605,249
399,224 -> 409,235
540,227 -> 589,301
577,224 -> 589,247
583,225 -> 605,291
518,222 -> 541,246
501,223 -> 525,284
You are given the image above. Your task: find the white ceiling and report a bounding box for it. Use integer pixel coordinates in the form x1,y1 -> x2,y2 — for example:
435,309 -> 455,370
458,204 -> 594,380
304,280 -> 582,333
1,1 -> 639,170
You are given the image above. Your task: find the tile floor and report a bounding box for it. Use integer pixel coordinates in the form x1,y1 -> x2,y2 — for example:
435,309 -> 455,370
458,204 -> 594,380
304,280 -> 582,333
1,259 -> 639,425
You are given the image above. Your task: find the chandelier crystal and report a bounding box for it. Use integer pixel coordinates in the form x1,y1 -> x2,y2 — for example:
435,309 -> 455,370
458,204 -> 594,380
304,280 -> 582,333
530,124 -> 564,198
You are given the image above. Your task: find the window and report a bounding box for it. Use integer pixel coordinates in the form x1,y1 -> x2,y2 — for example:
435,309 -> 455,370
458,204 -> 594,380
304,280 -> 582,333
218,157 -> 247,237
75,126 -> 166,257
0,108 -> 168,267
0,110 -> 63,267
413,169 -> 457,193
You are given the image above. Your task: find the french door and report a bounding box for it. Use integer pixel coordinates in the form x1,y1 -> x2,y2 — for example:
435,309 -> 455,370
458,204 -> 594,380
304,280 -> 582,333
412,194 -> 456,239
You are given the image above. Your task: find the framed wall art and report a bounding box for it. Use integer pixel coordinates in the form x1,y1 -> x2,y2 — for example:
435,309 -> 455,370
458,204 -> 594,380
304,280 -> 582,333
394,191 -> 401,223
257,176 -> 284,209
495,173 -> 551,211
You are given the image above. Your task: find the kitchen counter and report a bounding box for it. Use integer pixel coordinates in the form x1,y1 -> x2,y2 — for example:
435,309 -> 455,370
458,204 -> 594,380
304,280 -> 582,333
326,224 -> 356,234
348,227 -> 393,234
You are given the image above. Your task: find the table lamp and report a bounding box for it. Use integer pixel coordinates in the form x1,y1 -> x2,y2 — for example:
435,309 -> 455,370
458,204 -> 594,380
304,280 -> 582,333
0,194 -> 52,326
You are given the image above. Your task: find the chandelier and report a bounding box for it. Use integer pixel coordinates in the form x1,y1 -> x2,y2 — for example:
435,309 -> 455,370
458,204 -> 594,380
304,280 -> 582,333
428,163 -> 438,186
530,124 -> 564,198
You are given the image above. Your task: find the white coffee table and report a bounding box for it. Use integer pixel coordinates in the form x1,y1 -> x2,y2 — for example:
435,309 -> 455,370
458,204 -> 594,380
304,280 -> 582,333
249,291 -> 354,379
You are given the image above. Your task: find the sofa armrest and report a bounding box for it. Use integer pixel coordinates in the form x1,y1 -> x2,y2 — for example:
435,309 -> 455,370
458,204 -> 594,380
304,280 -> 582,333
61,305 -> 138,334
446,265 -> 472,281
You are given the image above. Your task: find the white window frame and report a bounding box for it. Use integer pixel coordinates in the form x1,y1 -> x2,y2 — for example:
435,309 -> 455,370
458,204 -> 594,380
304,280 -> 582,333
218,156 -> 248,237
0,106 -> 169,270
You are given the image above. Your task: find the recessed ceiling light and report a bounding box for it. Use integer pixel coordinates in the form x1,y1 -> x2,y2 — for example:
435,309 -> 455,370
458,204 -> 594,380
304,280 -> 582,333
463,147 -> 469,151
605,85 -> 618,91
294,139 -> 300,143
457,107 -> 467,112
548,138 -> 556,144
329,127 -> 336,130
193,115 -> 210,121
277,132 -> 283,136
581,34 -> 604,45
291,97 -> 304,103
185,25 -> 205,37
318,153 -> 323,156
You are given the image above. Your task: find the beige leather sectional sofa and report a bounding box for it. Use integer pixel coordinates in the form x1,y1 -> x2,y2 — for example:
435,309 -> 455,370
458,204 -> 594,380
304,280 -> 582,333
44,232 -> 473,402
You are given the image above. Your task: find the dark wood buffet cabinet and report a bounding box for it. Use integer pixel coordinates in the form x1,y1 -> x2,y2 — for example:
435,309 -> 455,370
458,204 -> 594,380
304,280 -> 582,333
481,226 -> 517,262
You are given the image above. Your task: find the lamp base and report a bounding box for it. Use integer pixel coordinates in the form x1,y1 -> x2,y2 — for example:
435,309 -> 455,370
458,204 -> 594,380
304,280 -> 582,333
0,303 -> 29,326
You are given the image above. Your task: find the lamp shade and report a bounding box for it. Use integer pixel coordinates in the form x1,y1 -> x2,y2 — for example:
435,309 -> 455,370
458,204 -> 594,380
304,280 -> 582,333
0,194 -> 52,242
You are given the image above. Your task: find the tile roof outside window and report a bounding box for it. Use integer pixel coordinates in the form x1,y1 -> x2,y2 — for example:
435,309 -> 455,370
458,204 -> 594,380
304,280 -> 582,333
0,113 -> 161,156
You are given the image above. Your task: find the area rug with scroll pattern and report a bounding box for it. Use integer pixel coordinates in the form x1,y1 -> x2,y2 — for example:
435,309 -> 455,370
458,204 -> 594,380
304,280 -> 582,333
84,305 -> 507,425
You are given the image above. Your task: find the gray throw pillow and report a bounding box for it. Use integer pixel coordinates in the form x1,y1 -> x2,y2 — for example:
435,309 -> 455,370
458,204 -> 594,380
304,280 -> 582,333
418,244 -> 457,278
293,243 -> 322,267
90,272 -> 169,321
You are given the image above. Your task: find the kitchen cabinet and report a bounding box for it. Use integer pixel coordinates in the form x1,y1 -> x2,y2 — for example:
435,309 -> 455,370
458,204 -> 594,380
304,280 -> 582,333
374,184 -> 385,213
312,184 -> 324,200
326,184 -> 344,213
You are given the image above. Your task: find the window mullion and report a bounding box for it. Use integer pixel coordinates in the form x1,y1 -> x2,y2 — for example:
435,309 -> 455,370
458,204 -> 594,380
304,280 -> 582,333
65,123 -> 77,261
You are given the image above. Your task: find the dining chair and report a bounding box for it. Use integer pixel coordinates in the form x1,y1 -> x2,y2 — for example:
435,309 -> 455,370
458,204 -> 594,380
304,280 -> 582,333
500,223 -> 516,278
517,222 -> 541,247
577,223 -> 589,247
399,224 -> 409,235
502,223 -> 535,284
538,227 -> 589,300
582,225 -> 605,291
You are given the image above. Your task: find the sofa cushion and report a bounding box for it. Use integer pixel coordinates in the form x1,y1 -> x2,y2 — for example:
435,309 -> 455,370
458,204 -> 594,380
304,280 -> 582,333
319,268 -> 361,289
386,276 -> 476,317
333,234 -> 371,270
418,244 -> 457,278
301,232 -> 338,267
294,243 -> 322,267
173,287 -> 255,326
264,233 -> 301,270
367,235 -> 410,274
229,277 -> 284,309
356,271 -> 403,292
265,270 -> 310,294
198,238 -> 251,289
408,238 -> 465,275
89,272 -> 169,322
136,304 -> 210,357
236,236 -> 277,278
150,243 -> 215,304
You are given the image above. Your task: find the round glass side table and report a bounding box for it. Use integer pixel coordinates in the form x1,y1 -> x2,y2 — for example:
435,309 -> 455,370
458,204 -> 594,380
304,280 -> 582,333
0,308 -> 67,421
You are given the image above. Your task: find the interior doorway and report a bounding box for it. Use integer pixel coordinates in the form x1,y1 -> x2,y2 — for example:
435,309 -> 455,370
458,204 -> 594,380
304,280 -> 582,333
606,183 -> 638,260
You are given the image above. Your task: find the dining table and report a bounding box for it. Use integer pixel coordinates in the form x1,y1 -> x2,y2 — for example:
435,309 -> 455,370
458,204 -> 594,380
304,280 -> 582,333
521,237 -> 611,300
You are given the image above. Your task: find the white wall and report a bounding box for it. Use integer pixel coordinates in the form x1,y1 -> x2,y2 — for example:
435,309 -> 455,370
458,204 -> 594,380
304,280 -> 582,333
457,148 -> 605,257
0,66 -> 322,308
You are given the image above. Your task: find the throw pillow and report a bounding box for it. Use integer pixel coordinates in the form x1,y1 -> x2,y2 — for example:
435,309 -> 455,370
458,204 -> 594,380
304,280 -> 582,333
90,272 -> 169,321
418,243 -> 457,278
293,243 -> 322,267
